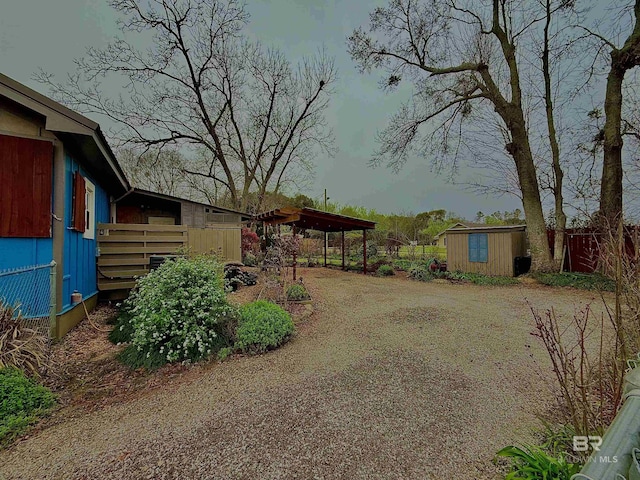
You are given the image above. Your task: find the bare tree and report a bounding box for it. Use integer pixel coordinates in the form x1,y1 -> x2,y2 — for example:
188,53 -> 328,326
348,0 -> 554,269
576,1 -> 640,225
36,0 -> 335,211
117,147 -> 189,197
541,0 -> 570,266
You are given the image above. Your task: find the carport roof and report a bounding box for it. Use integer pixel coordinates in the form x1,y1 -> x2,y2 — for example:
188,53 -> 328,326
255,207 -> 376,232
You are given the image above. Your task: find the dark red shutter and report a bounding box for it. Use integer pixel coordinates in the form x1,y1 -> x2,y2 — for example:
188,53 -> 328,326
72,172 -> 86,232
0,134 -> 53,238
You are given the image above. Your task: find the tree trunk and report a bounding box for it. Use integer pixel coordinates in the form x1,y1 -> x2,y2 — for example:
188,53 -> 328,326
599,0 -> 640,226
508,116 -> 554,271
600,65 -> 625,227
543,0 -> 566,267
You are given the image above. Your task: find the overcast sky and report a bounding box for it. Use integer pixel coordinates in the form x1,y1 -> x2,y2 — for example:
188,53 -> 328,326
0,0 -> 523,219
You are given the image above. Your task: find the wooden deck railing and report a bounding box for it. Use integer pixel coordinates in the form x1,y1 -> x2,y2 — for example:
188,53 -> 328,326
97,223 -> 188,291
97,223 -> 242,291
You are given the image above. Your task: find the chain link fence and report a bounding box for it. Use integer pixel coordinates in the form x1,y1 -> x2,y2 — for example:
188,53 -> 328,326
0,261 -> 57,339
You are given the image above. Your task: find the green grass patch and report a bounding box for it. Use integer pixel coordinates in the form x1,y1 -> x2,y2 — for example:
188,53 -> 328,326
532,272 -> 615,291
0,368 -> 55,447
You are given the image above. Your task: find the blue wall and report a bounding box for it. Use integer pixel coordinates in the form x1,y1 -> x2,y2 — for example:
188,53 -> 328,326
0,238 -> 53,271
62,155 -> 109,312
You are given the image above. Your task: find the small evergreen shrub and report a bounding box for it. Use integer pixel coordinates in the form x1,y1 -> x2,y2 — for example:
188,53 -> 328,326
393,259 -> 412,271
286,284 -> 309,301
408,265 -> 433,282
0,368 -> 55,446
217,346 -> 232,361
242,252 -> 257,267
117,256 -> 237,368
350,242 -> 379,261
236,301 -> 294,354
376,264 -> 395,276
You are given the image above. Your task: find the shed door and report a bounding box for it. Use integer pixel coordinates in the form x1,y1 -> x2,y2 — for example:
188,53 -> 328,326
468,233 -> 488,263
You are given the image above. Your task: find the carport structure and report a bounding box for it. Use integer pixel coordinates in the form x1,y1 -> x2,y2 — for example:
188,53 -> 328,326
255,207 -> 376,279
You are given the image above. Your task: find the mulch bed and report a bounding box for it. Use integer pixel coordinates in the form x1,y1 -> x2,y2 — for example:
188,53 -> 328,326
41,270 -> 314,416
42,304 -> 191,415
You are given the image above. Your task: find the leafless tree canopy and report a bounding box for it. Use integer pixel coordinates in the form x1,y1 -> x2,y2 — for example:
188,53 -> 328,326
349,0 -> 557,268
37,0 -> 336,211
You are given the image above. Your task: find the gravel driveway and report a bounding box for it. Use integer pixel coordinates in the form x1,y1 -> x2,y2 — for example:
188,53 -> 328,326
0,269 -> 605,479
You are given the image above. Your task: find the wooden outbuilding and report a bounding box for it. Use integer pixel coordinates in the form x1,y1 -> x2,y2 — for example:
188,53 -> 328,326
114,188 -> 249,227
445,225 -> 528,277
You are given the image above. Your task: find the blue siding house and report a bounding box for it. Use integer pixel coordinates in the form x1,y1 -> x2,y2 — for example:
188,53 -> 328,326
0,73 -> 129,336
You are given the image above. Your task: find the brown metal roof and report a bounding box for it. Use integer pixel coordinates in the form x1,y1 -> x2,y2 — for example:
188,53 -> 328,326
119,188 -> 251,220
255,207 -> 375,232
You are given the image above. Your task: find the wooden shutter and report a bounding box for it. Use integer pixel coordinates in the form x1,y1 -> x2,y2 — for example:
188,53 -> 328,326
468,234 -> 478,262
72,172 -> 86,232
478,233 -> 488,262
0,134 -> 53,238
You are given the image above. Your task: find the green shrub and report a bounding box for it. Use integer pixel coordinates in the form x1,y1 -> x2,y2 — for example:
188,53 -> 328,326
408,265 -> 434,282
376,264 -> 395,276
217,346 -> 232,361
350,242 -> 379,261
236,301 -> 294,354
393,259 -> 412,271
496,444 -> 581,480
242,252 -> 257,267
532,272 -> 615,291
108,303 -> 135,344
286,284 -> 309,301
121,256 -> 237,367
0,368 -> 55,446
117,344 -> 167,370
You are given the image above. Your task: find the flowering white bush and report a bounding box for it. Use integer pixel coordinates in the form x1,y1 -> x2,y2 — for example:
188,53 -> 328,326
127,256 -> 237,363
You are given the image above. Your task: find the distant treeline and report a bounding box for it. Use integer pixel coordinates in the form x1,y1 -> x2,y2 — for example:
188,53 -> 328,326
259,192 -> 524,245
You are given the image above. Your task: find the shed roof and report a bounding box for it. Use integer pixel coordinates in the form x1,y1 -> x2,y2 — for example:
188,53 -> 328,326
256,207 -> 376,232
446,224 -> 526,234
117,188 -> 251,220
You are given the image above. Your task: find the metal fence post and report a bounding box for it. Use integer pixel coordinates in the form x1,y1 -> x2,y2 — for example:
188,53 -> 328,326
49,260 -> 57,339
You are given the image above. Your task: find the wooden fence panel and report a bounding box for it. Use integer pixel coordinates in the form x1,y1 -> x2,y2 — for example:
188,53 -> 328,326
188,226 -> 241,262
97,223 -> 188,291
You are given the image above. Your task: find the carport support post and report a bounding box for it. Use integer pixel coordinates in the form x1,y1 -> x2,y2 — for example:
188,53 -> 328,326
324,231 -> 327,267
341,231 -> 345,270
292,225 -> 297,281
363,229 -> 367,275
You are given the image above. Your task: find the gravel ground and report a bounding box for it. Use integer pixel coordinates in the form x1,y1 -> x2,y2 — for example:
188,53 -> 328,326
0,269 -> 607,480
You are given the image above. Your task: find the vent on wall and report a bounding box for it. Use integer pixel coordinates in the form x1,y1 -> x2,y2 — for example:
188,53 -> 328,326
206,212 -> 239,224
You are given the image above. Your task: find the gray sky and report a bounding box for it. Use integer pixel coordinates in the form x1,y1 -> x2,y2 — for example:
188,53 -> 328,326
0,0 -> 521,219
